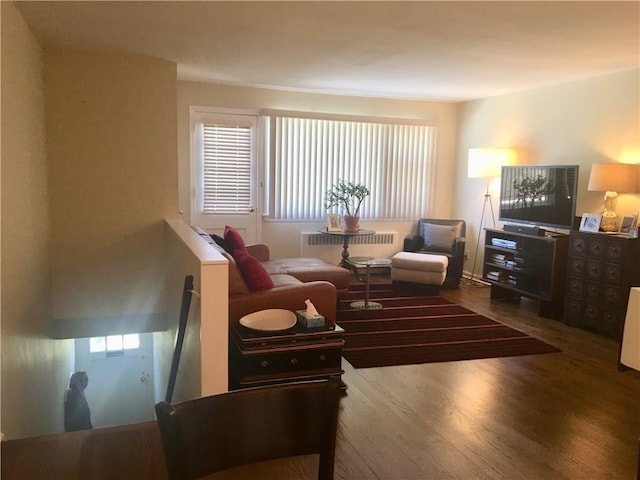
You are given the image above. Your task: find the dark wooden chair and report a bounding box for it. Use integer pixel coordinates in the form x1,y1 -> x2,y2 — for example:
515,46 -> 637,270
154,377 -> 341,480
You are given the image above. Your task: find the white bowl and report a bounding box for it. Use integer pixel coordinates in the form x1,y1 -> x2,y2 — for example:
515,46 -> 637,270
239,309 -> 297,332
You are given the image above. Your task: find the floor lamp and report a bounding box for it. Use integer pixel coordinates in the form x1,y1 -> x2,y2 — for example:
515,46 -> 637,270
467,148 -> 516,284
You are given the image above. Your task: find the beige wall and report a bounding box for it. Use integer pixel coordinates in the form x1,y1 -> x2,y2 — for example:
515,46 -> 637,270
456,69 -> 640,277
44,49 -> 179,333
2,6 -> 181,437
177,82 -> 459,257
1,2 -> 74,439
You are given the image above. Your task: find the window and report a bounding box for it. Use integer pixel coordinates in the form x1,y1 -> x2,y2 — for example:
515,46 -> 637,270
264,111 -> 437,221
89,334 -> 140,355
190,108 -> 257,227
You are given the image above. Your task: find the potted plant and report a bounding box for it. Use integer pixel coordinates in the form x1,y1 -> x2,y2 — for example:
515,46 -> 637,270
324,180 -> 370,232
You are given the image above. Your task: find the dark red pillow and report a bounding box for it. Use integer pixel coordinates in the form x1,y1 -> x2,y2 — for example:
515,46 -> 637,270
223,225 -> 248,256
235,253 -> 275,291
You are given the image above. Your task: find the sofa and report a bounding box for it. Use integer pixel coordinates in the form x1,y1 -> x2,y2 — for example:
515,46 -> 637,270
193,227 -> 350,324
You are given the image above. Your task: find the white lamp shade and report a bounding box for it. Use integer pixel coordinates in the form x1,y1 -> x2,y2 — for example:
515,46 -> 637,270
587,163 -> 639,193
468,148 -> 517,178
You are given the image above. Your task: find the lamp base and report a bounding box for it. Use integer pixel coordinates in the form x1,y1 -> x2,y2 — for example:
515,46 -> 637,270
601,211 -> 619,232
600,191 -> 619,232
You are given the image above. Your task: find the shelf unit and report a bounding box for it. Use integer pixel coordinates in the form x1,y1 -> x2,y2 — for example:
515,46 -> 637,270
564,231 -> 640,339
482,228 -> 569,318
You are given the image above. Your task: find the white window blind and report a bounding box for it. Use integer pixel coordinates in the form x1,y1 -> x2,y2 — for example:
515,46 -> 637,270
201,123 -> 252,214
266,114 -> 437,221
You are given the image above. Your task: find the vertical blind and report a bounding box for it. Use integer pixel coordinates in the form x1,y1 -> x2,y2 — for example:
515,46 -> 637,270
267,115 -> 437,221
202,123 -> 252,214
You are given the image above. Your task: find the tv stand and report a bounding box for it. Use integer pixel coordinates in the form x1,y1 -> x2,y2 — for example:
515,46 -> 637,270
503,224 -> 546,237
483,228 -> 569,319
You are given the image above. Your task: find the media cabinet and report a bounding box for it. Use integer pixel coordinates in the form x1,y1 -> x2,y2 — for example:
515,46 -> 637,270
482,228 -> 569,319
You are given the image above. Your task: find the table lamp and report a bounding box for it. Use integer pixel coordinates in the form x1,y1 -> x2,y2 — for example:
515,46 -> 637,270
467,148 -> 516,283
587,163 -> 639,232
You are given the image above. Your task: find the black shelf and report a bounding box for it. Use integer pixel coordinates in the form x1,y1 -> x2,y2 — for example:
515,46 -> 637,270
482,228 -> 569,319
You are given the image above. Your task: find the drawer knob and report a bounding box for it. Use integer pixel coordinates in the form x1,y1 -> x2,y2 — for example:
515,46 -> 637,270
319,354 -> 326,361
260,360 -> 268,368
290,357 -> 298,365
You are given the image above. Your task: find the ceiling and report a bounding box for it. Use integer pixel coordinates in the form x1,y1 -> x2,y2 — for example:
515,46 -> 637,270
15,1 -> 640,102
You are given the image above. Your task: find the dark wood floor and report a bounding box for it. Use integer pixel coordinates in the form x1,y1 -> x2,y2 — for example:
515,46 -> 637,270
213,278 -> 640,479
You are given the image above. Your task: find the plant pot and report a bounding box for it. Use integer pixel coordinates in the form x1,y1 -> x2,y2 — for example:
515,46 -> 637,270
343,215 -> 360,232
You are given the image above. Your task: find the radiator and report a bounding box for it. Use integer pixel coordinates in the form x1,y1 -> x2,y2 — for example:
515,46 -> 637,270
299,231 -> 401,264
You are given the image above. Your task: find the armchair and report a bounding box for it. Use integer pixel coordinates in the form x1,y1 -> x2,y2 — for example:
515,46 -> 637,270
403,218 -> 466,288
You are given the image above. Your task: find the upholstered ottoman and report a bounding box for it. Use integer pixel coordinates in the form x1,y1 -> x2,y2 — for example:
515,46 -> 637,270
391,251 -> 448,286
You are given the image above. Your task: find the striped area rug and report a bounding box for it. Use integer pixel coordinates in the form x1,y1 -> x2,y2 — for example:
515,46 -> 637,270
337,284 -> 560,368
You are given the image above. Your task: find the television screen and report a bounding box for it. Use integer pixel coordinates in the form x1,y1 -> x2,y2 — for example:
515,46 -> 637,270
499,164 -> 579,231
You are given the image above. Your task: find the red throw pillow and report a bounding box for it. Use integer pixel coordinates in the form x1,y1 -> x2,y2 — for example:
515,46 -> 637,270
235,253 -> 275,292
223,225 -> 248,256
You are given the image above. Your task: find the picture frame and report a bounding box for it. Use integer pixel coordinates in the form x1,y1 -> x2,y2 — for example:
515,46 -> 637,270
579,213 -> 602,233
326,214 -> 342,232
618,215 -> 637,235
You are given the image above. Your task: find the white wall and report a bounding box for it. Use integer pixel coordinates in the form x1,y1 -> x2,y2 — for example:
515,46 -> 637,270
455,69 -> 640,277
1,2 -> 74,439
177,82 -> 459,258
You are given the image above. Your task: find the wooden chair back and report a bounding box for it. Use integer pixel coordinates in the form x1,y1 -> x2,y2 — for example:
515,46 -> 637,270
154,377 -> 341,480
1,421 -> 167,480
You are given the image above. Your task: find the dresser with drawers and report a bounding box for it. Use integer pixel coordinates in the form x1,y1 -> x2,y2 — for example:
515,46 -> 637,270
565,231 -> 640,339
229,320 -> 345,390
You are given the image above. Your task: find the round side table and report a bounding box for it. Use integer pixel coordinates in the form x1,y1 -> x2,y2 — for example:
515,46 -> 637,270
318,229 -> 375,267
347,257 -> 392,310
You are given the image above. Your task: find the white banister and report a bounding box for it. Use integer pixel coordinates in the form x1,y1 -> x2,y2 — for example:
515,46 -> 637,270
163,219 -> 229,400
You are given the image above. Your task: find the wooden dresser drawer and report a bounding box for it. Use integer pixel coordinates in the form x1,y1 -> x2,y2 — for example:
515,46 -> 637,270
605,241 -> 624,261
603,286 -> 623,305
585,260 -> 602,281
602,262 -> 622,284
232,344 -> 343,377
587,237 -> 606,257
567,277 -> 584,297
565,298 -> 621,337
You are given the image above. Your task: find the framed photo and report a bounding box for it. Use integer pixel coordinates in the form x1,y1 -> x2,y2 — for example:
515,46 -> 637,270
618,215 -> 637,234
579,213 -> 602,233
326,214 -> 342,232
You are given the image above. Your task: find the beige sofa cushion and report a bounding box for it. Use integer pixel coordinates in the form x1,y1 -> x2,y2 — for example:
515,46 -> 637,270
261,258 -> 350,292
270,274 -> 303,288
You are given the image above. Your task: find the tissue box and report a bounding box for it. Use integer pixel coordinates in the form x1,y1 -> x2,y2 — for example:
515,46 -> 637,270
295,310 -> 325,328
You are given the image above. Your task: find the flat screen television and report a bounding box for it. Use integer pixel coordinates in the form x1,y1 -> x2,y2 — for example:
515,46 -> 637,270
499,164 -> 579,231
